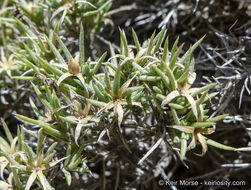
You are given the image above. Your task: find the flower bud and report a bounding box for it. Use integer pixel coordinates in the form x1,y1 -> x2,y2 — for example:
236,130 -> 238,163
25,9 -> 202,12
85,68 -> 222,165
68,58 -> 80,74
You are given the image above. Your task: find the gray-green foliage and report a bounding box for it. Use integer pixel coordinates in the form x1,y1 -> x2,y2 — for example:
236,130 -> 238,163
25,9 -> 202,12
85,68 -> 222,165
0,0 -> 247,189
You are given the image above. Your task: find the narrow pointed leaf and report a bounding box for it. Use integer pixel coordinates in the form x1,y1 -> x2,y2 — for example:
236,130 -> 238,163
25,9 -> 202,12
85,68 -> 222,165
116,103 -> 124,128
45,35 -> 66,65
57,73 -> 72,86
191,83 -> 217,97
76,73 -> 89,97
206,138 -> 235,151
183,93 -> 198,120
25,171 -> 37,190
146,31 -> 155,55
44,142 -> 58,159
165,66 -> 177,90
162,37 -> 169,63
180,132 -> 187,159
37,170 -> 47,190
180,35 -> 205,65
119,28 -> 128,56
15,114 -> 67,140
37,129 -> 44,155
161,91 -> 180,108
113,64 -> 121,96
62,167 -> 72,186
23,143 -> 35,163
207,114 -> 228,122
154,28 -> 167,53
104,68 -> 112,90
171,37 -> 179,59
153,65 -> 170,89
169,103 -> 184,110
132,29 -> 140,52
167,125 -> 194,133
170,44 -> 183,70
1,119 -> 13,143
86,98 -> 107,107
54,33 -> 72,61
191,122 -> 215,128
171,108 -> 180,125
196,134 -> 207,156
118,75 -> 137,98
37,56 -> 63,76
93,52 -> 107,74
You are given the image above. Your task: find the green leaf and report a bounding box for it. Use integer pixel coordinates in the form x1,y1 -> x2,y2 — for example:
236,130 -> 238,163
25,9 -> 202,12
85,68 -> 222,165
52,10 -> 66,45
161,37 -> 169,63
169,44 -> 183,70
191,122 -> 215,128
23,143 -> 36,163
45,35 -> 66,65
44,142 -> 58,159
17,127 -> 24,151
180,35 -> 205,66
13,76 -> 41,81
79,24 -> 85,66
29,98 -> 43,118
12,168 -> 23,190
98,0 -> 113,12
171,108 -> 180,125
37,129 -> 44,155
119,28 -> 128,56
104,68 -> 112,90
177,69 -> 190,85
15,114 -> 67,140
16,19 -> 36,39
83,10 -> 98,17
206,138 -> 235,151
92,82 -> 106,102
169,103 -> 184,110
180,132 -> 187,159
153,65 -> 170,89
154,28 -> 167,53
171,37 -> 179,59
113,64 -> 121,96
165,66 -> 177,90
62,167 -> 72,186
67,145 -> 85,169
86,98 -> 107,107
31,83 -> 53,113
1,119 -> 13,143
191,83 -> 217,97
132,28 -> 140,52
37,56 -> 63,76
207,114 -> 228,122
55,33 -> 72,61
23,43 -> 38,65
139,75 -> 161,82
93,52 -> 107,74
146,31 -> 156,55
